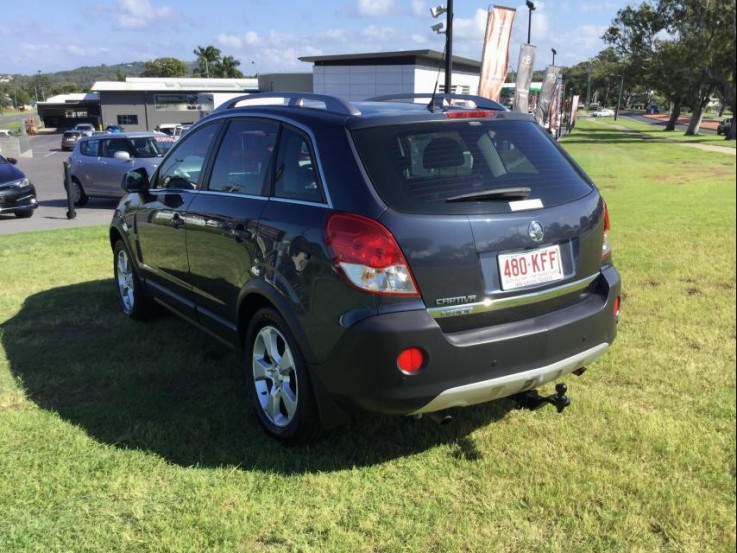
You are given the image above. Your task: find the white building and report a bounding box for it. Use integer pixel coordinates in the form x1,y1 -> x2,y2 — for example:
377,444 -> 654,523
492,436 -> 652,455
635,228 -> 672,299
299,50 -> 481,102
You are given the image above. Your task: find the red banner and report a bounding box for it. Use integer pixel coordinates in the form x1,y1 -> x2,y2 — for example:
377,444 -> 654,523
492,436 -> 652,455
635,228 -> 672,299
478,6 -> 517,102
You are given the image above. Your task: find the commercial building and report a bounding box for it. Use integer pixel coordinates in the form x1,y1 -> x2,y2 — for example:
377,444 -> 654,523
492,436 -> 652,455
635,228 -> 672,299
36,49 -> 486,131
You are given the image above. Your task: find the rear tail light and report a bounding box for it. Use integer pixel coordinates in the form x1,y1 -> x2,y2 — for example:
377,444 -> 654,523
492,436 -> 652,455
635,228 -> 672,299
325,213 -> 419,296
601,202 -> 612,260
613,296 -> 621,319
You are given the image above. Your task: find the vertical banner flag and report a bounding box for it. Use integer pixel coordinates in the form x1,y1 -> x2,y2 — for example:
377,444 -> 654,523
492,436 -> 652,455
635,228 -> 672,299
548,74 -> 562,138
513,44 -> 536,113
478,6 -> 517,101
569,94 -> 580,133
534,65 -> 561,129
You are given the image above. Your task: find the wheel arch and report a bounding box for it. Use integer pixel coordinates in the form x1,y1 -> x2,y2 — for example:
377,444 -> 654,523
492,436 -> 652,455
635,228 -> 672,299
237,280 -> 317,365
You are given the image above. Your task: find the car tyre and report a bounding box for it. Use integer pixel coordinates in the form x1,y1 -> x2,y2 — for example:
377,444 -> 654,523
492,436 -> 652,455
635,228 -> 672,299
14,210 -> 34,218
69,178 -> 89,206
113,239 -> 154,320
245,308 -> 321,445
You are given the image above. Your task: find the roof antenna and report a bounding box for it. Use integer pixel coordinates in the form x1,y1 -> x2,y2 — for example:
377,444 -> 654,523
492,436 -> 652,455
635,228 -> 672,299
427,41 -> 448,113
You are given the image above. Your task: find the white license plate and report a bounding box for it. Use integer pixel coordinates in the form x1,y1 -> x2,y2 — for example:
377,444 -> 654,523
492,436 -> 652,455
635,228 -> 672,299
498,245 -> 564,291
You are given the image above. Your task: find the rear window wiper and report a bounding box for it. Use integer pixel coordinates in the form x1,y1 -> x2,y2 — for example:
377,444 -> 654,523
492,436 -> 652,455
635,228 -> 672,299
445,187 -> 531,202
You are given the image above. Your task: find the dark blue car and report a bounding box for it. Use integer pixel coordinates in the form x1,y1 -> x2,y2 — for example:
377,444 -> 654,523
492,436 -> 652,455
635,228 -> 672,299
110,93 -> 621,443
0,154 -> 37,218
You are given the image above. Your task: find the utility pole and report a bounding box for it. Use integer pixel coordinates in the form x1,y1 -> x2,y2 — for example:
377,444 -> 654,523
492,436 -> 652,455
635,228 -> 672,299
445,0 -> 453,94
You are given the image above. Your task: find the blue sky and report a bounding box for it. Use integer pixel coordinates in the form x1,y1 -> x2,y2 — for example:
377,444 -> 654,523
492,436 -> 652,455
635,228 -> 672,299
1,0 -> 634,76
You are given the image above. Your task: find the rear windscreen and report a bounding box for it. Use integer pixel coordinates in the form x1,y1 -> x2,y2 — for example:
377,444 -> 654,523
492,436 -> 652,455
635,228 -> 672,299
351,120 -> 593,215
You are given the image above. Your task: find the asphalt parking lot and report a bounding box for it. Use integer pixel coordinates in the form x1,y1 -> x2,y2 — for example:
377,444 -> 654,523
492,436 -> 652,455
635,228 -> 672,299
0,132 -> 118,235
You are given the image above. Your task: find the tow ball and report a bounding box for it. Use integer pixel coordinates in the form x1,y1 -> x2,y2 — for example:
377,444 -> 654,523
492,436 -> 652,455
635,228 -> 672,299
513,382 -> 571,414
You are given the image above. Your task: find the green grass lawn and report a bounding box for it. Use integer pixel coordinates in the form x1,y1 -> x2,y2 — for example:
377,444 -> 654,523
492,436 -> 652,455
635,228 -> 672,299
1,121 -> 735,552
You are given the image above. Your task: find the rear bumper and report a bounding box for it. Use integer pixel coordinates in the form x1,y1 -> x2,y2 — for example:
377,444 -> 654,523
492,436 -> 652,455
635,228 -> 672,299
316,266 -> 620,416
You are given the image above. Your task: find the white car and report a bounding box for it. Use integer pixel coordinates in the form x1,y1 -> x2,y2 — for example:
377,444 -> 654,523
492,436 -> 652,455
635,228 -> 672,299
73,123 -> 97,136
592,108 -> 615,117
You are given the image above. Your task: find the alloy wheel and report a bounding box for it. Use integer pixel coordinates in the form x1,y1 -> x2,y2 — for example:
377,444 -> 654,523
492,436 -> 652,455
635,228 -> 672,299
252,326 -> 299,428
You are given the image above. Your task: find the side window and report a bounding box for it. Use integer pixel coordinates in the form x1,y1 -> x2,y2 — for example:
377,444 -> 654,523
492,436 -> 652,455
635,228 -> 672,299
208,120 -> 277,196
80,139 -> 100,157
273,128 -> 324,203
102,138 -> 132,158
153,122 -> 222,190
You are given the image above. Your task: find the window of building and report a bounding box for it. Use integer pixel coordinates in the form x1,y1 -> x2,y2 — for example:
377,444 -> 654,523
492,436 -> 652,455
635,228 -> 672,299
117,115 -> 139,125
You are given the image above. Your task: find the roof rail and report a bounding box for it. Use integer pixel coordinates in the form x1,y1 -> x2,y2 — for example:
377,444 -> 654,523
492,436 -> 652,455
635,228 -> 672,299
367,93 -> 506,112
213,92 -> 361,116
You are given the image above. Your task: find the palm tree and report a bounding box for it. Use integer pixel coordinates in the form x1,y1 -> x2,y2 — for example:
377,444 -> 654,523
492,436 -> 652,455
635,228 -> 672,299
193,45 -> 222,78
220,56 -> 244,78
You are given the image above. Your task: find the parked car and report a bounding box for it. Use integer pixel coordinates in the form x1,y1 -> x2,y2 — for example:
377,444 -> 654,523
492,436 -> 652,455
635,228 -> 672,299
110,92 -> 621,444
0,154 -> 37,218
105,125 -> 125,133
61,130 -> 83,151
0,129 -> 12,137
67,131 -> 176,205
592,108 -> 615,117
73,123 -> 96,137
646,103 -> 660,114
717,117 -> 733,136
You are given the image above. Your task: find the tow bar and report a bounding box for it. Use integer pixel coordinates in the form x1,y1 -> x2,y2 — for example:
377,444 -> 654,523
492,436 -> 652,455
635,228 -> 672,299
513,382 -> 571,414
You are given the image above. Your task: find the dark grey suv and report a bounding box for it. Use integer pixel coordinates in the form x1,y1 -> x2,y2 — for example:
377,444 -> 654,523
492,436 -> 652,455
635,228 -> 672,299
110,93 -> 621,443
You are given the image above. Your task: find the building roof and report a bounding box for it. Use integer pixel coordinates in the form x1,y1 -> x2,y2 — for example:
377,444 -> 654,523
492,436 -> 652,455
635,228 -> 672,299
91,77 -> 258,93
40,92 -> 100,104
299,49 -> 481,71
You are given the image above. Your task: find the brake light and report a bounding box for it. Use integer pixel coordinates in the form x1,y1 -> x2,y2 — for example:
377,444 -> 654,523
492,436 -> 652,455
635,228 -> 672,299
325,213 -> 419,296
601,202 -> 612,260
446,110 -> 496,119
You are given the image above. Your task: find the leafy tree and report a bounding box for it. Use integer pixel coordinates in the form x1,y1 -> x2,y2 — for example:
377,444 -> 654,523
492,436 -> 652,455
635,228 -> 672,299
605,0 -> 736,138
141,57 -> 189,78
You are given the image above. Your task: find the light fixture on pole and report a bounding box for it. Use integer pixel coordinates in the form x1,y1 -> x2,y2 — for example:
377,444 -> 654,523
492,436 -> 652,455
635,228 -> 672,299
551,48 -> 557,66
430,1 -> 453,93
525,1 -> 536,44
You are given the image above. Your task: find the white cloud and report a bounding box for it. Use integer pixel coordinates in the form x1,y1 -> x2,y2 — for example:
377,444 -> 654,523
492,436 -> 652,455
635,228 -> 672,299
217,33 -> 244,49
358,0 -> 395,17
116,0 -> 173,28
362,25 -> 396,41
411,0 -> 425,17
411,33 -> 428,44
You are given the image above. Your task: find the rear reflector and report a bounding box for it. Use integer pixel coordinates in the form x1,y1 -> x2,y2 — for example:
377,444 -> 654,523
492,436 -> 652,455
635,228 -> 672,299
397,348 -> 425,373
613,296 -> 621,319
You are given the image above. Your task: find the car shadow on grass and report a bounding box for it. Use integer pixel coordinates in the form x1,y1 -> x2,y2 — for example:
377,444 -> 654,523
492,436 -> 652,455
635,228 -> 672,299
3,280 -> 517,473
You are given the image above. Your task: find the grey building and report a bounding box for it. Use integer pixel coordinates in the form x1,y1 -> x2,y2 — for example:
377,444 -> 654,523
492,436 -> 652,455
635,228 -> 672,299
90,77 -> 260,132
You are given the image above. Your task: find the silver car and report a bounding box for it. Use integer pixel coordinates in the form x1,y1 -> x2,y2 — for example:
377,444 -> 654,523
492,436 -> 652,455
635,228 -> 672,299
67,132 -> 176,205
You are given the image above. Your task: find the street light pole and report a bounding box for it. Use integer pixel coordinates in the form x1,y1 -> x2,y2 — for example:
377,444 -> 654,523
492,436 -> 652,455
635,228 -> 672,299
526,1 -> 536,44
551,48 -> 557,66
445,0 -> 453,94
585,59 -> 592,109
614,73 -> 624,121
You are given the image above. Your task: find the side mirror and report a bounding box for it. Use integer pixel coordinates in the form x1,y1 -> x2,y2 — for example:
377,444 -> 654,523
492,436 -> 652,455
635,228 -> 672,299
7,157 -> 18,165
122,168 -> 149,193
114,150 -> 131,161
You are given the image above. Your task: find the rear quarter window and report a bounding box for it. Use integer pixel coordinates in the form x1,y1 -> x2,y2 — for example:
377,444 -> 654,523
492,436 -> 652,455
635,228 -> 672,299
352,119 -> 594,215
